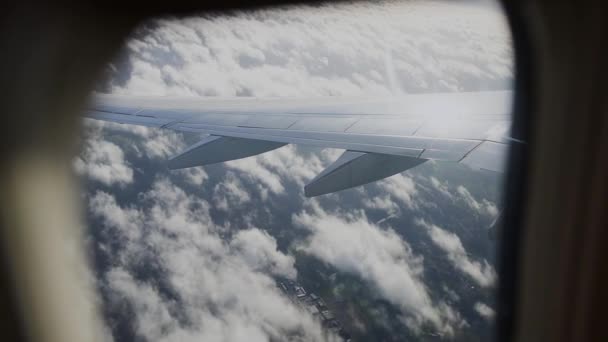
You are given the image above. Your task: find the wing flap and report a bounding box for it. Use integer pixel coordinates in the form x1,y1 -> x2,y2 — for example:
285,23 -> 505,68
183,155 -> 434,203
167,135 -> 286,169
305,151 -> 427,197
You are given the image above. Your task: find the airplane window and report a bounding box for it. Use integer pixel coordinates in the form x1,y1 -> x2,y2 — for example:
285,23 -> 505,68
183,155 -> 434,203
79,0 -> 513,340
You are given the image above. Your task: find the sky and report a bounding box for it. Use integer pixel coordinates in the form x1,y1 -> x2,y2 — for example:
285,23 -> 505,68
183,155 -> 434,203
77,1 -> 513,341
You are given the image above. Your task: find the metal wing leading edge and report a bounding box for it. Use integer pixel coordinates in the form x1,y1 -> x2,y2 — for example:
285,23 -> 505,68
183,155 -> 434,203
85,91 -> 514,196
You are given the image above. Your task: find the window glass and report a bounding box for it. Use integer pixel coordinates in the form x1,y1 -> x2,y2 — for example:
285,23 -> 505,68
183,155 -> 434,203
81,1 -> 513,340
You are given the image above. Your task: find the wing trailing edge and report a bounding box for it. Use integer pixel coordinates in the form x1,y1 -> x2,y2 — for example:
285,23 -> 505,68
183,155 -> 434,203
304,151 -> 427,197
168,136 -> 286,169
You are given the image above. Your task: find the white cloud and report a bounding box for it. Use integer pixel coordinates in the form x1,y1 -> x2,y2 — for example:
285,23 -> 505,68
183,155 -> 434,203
376,174 -> 420,210
473,302 -> 495,321
109,1 -> 511,97
89,179 -> 335,341
230,229 -> 297,279
76,119 -> 197,187
74,125 -> 133,186
173,167 -> 208,186
213,171 -> 251,210
294,203 -> 466,336
141,129 -> 187,160
225,156 -> 286,196
442,285 -> 460,303
456,185 -> 499,218
89,191 -> 144,244
363,195 -> 400,215
429,176 -> 454,200
224,146 -> 342,198
416,218 -> 497,287
420,176 -> 500,220
83,118 -> 188,160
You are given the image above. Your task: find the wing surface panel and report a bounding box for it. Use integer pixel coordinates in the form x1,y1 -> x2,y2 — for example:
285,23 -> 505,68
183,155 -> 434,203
168,136 -> 285,169
460,141 -> 509,172
85,91 -> 514,195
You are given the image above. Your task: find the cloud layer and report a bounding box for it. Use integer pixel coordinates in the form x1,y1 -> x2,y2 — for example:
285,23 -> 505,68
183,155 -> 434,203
108,1 -> 511,97
294,203 -> 467,336
416,218 -> 497,287
90,179 -> 335,341
74,125 -> 133,186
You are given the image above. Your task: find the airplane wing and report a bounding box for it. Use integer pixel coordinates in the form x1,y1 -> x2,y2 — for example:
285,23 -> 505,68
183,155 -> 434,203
85,91 -> 515,196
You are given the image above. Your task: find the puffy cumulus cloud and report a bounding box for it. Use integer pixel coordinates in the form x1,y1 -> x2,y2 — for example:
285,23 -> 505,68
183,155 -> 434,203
429,176 -> 454,200
225,146 -> 342,198
442,285 -> 460,303
140,129 -> 187,160
456,185 -> 499,218
293,202 -> 467,337
225,156 -> 286,197
83,118 -> 188,160
473,302 -> 495,321
418,176 -> 499,220
213,171 -> 251,210
74,124 -> 133,186
376,173 -> 421,210
89,191 -> 144,250
363,194 -> 400,215
230,229 -> 297,279
76,119 -> 195,188
109,0 -> 512,97
89,179 -> 334,341
416,219 -> 497,287
251,147 -> 341,189
173,167 -> 208,186
77,117 -> 212,196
